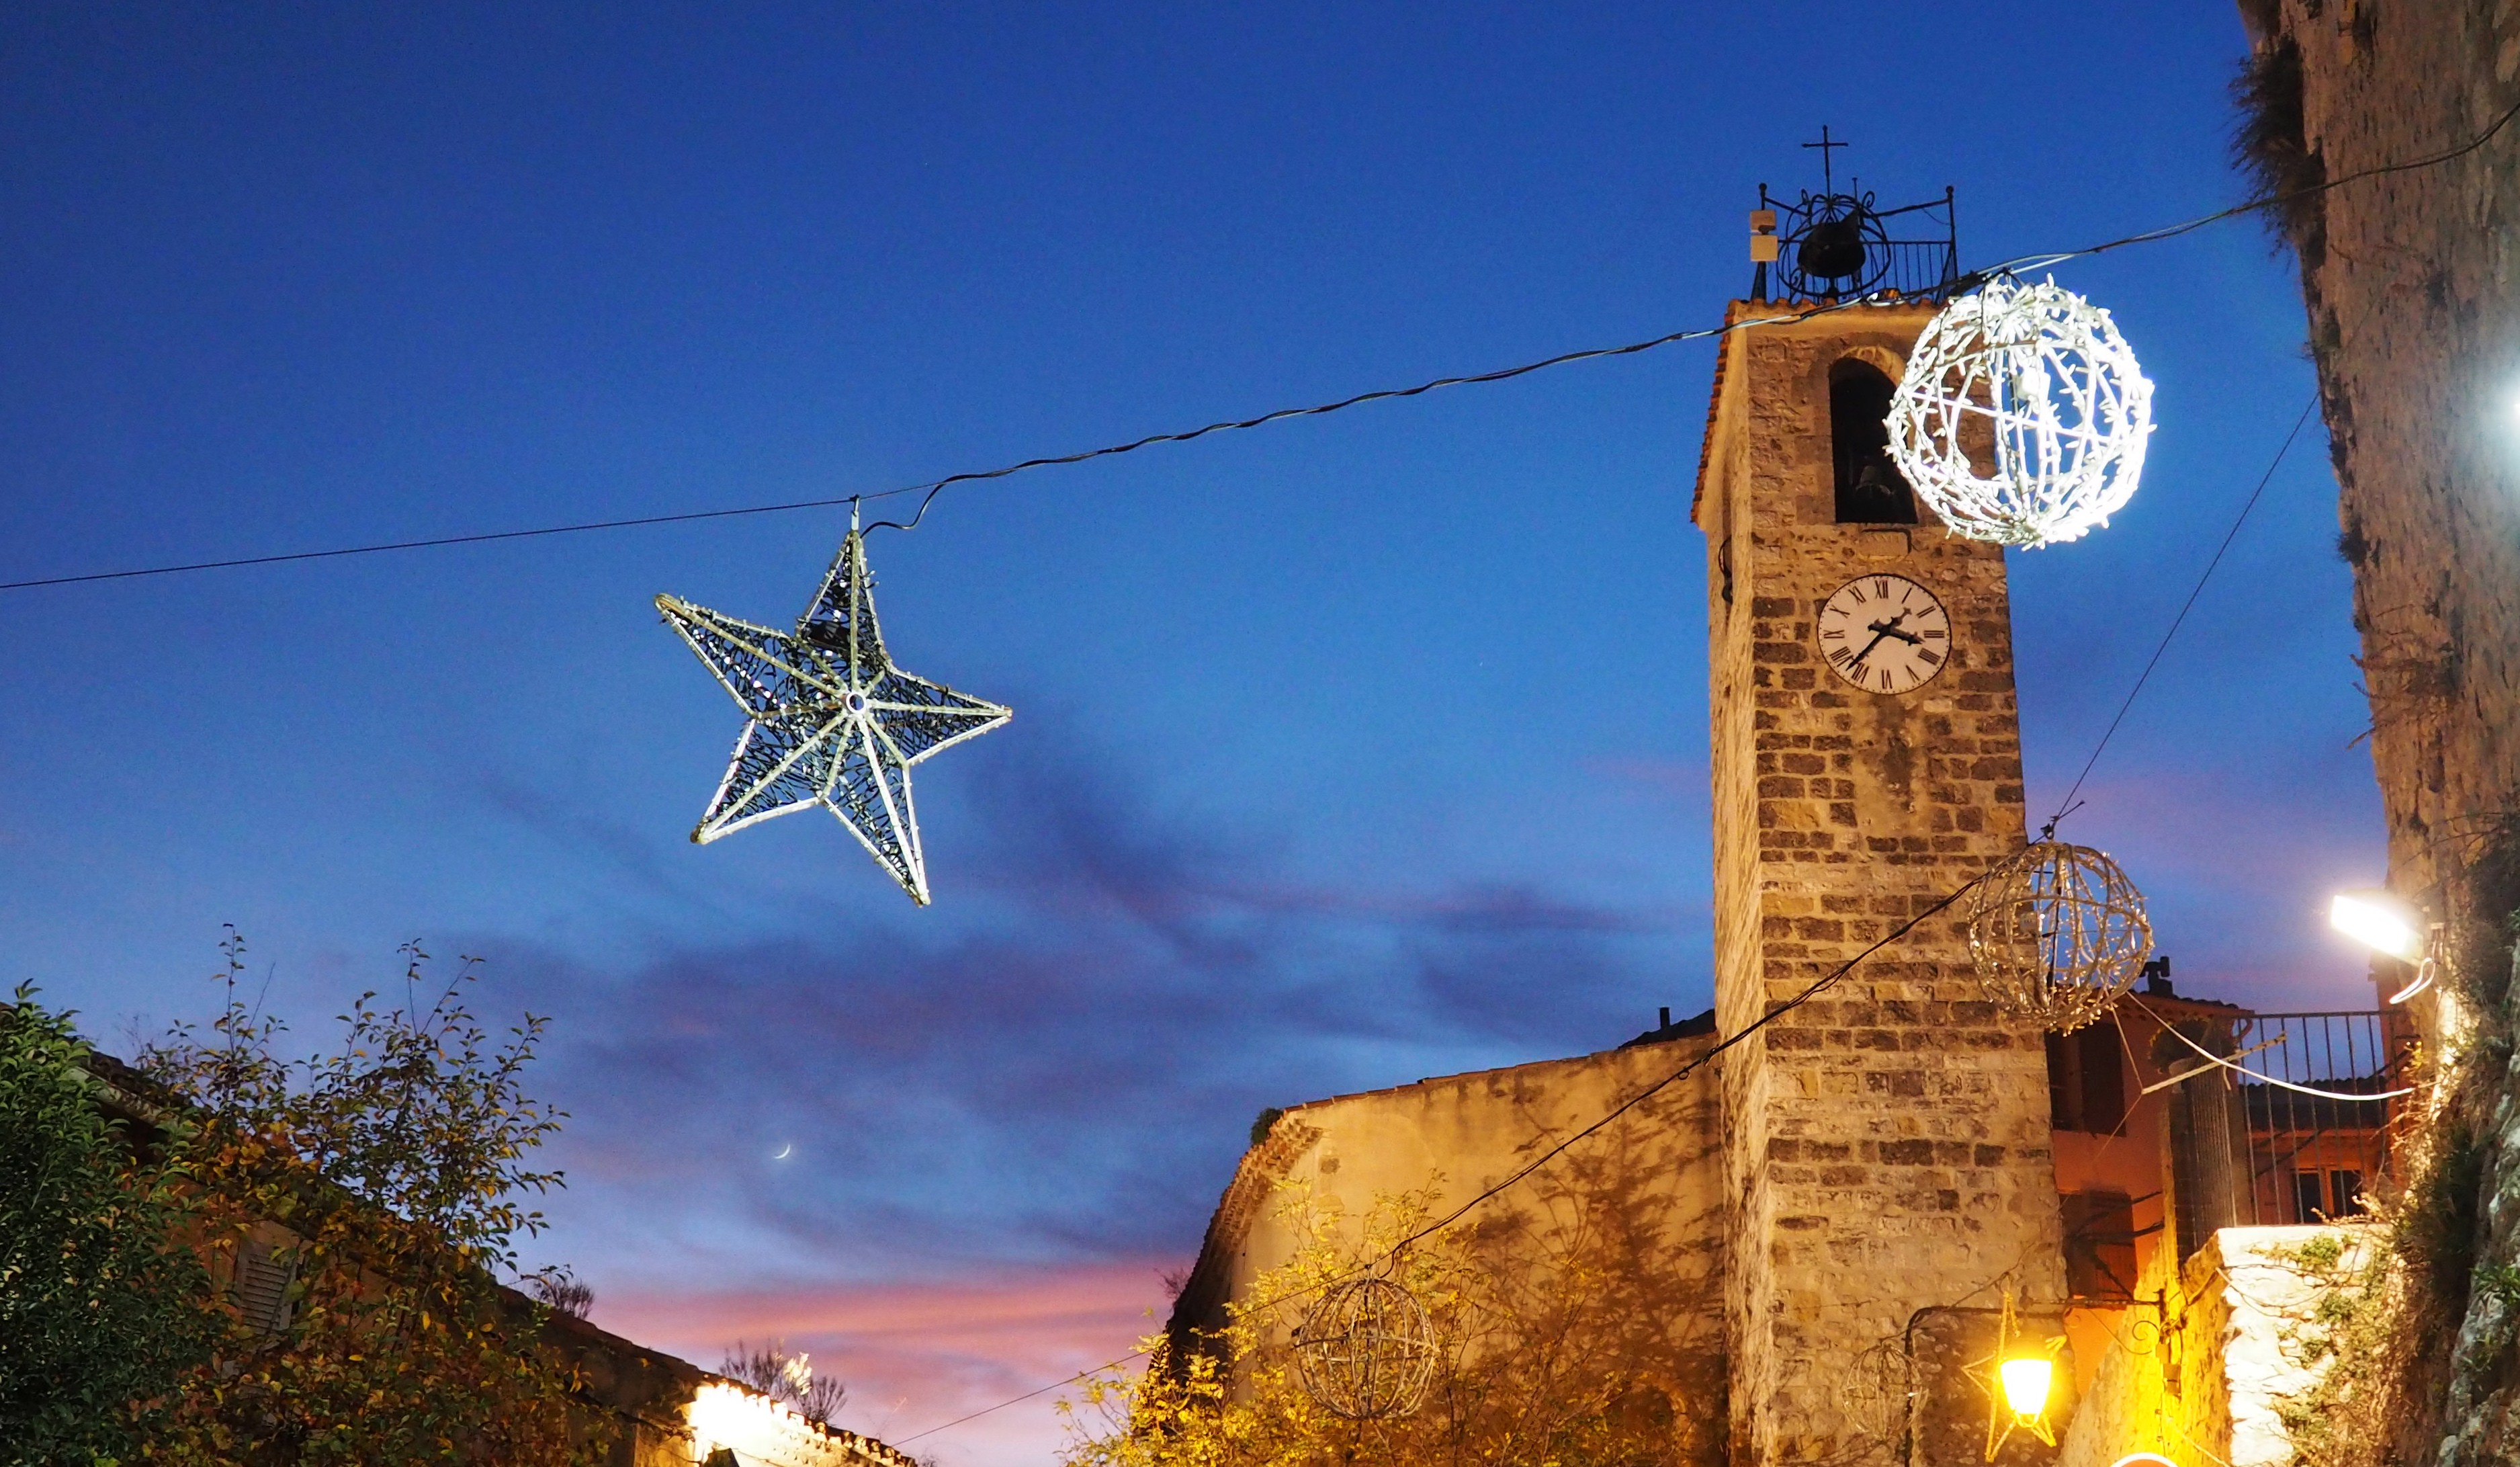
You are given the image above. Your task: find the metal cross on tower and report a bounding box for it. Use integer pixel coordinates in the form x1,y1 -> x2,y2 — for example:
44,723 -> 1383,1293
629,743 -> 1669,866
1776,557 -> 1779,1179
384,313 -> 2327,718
1802,124 -> 1847,194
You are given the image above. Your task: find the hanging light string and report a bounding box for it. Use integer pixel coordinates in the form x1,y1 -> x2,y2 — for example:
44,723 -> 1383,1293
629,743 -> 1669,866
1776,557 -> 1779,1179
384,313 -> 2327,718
2036,394 -> 2320,839
7,93 -> 2517,596
2125,992 -> 2419,1102
896,859 -> 2007,1444
0,299 -> 1858,595
896,98 -> 2520,1440
1983,90 -> 2520,282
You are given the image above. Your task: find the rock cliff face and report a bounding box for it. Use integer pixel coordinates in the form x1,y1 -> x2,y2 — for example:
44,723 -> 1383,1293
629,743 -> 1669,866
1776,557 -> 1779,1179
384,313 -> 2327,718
2236,1 -> 2520,1460
2236,0 -> 2520,914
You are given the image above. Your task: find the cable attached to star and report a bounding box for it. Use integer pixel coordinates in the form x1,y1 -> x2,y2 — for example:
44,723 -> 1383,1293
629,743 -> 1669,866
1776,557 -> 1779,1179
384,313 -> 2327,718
5,91 -> 2515,597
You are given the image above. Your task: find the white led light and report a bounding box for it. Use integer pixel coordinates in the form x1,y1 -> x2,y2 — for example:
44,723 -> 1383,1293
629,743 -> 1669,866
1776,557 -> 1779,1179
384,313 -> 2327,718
1888,276 -> 2155,548
2329,889 -> 2426,963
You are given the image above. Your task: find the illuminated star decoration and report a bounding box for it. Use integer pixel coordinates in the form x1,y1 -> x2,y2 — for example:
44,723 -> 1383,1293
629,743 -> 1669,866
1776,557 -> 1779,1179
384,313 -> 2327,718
655,510 -> 1010,905
1965,1285 -> 2067,1462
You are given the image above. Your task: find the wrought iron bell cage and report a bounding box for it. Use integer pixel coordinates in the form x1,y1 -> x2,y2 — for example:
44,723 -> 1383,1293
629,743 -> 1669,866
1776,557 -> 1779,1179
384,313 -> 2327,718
1751,181 -> 1961,305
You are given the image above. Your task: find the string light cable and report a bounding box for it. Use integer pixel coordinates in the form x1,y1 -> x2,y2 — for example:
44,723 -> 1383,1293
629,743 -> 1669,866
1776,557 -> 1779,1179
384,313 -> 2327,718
0,297 -> 1872,595
2124,991 -> 2419,1102
894,857 -> 2010,1444
5,91 -> 2516,596
2036,394 -> 2321,838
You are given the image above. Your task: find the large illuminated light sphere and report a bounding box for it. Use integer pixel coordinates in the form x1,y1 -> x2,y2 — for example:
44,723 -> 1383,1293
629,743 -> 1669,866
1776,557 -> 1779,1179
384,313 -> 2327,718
1967,841 -> 2154,1033
1888,276 -> 2155,548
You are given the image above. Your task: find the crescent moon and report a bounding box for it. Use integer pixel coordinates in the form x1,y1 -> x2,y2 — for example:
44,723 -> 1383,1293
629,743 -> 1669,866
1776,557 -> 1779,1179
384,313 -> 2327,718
773,1143 -> 793,1161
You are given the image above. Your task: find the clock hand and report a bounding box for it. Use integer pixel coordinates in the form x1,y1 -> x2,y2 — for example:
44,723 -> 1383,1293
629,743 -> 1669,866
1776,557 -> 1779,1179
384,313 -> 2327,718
1866,616 -> 1924,646
1848,628 -> 1895,668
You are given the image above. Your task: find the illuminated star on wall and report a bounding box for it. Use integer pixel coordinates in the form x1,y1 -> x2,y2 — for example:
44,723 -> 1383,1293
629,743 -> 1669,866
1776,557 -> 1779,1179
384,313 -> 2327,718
656,523 -> 1011,905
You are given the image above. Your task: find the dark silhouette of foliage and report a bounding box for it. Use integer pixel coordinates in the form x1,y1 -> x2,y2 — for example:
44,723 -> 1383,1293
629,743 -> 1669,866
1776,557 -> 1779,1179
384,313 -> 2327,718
135,934 -> 611,1466
720,1340 -> 848,1425
0,987 -> 215,1465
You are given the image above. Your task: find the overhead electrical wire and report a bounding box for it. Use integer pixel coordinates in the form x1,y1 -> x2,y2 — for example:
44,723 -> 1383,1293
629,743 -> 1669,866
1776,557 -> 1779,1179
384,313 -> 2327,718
0,299 -> 1866,594
897,858 -> 2006,1443
2127,992 -> 2419,1103
881,99 -> 2520,1445
5,90 -> 2515,597
2038,394 -> 2320,839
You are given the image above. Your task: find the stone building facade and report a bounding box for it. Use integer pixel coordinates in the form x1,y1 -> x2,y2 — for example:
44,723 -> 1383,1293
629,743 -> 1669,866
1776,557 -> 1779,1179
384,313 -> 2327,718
1170,298 -> 2073,1466
1166,1030 -> 1732,1464
2233,0 -> 2520,923
1694,298 -> 2065,1464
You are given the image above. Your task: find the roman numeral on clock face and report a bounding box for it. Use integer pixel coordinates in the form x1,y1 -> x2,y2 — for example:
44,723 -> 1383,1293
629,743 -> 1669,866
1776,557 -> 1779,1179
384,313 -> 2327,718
1812,574 -> 1952,696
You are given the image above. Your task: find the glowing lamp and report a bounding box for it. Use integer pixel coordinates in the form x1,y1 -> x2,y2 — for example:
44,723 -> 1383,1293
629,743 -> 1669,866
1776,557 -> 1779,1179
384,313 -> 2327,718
2110,1456 -> 2180,1467
2329,890 -> 2426,963
1999,1356 -> 2054,1422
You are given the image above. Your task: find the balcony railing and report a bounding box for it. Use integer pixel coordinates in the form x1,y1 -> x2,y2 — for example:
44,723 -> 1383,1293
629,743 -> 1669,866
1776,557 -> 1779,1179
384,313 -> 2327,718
2163,1008 -> 2419,1258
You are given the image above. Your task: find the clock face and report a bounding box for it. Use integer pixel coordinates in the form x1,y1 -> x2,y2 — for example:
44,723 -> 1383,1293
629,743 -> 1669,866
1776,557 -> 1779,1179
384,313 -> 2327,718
1816,574 -> 1952,695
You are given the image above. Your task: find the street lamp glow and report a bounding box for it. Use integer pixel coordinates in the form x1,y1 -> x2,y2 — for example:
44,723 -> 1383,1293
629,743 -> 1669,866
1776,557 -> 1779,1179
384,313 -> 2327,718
2000,1355 -> 2054,1422
2329,889 -> 2426,963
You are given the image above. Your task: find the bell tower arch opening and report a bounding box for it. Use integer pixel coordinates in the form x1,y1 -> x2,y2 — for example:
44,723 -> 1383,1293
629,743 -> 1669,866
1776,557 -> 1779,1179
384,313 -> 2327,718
1829,356 -> 1918,524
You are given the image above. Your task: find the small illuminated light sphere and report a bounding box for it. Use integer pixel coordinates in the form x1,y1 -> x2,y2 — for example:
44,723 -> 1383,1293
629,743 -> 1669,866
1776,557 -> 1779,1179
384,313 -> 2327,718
1967,841 -> 2155,1033
2110,1456 -> 2181,1467
1888,276 -> 2156,548
1291,1277 -> 1439,1421
2329,889 -> 2426,962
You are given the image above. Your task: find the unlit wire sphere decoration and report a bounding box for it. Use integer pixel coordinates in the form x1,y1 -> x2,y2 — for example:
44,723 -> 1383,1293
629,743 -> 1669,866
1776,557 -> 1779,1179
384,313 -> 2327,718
1292,1276 -> 1439,1421
1966,841 -> 2154,1033
1887,276 -> 2155,548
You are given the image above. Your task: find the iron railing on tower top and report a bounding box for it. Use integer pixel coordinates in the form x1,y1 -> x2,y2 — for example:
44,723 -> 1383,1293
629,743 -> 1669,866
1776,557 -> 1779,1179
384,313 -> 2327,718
1750,183 -> 1961,306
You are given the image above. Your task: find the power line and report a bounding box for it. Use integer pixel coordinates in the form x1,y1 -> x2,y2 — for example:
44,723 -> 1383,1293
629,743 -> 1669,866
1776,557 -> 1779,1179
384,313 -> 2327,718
9,90 -> 2516,597
0,299 -> 1866,595
2040,394 -> 2320,837
895,857 -> 2005,1444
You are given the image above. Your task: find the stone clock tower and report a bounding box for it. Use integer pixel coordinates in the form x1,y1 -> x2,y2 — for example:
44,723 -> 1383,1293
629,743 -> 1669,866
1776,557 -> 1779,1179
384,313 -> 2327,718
1694,283 -> 2066,1460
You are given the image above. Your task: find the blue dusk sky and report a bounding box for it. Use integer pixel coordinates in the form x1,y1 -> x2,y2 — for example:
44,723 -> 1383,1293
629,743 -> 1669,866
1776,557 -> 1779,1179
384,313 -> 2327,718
0,5 -> 2380,1463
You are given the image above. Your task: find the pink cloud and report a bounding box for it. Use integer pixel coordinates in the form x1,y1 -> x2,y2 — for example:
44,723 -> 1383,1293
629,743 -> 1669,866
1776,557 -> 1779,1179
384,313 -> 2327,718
592,1258 -> 1184,1467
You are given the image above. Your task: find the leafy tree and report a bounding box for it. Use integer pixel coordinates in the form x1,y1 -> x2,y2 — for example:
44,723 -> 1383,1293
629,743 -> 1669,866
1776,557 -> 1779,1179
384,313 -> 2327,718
0,987 -> 214,1466
136,936 -> 611,1466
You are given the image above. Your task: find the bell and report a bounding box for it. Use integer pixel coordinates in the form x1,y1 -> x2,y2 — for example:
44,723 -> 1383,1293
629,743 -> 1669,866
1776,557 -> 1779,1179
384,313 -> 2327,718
1797,214 -> 1868,282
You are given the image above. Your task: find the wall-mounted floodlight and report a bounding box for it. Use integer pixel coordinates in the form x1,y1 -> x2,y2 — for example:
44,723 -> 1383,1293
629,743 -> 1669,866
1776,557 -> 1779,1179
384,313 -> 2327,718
2329,890 -> 2425,962
2329,888 -> 2439,1002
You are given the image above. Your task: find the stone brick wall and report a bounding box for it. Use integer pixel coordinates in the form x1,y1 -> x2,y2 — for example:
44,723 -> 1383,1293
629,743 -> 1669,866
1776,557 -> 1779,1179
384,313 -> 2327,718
2056,1225 -> 2365,1467
1165,1039 -> 1730,1466
2236,4 -> 2520,1461
2239,0 -> 2520,947
1695,300 -> 2067,1464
